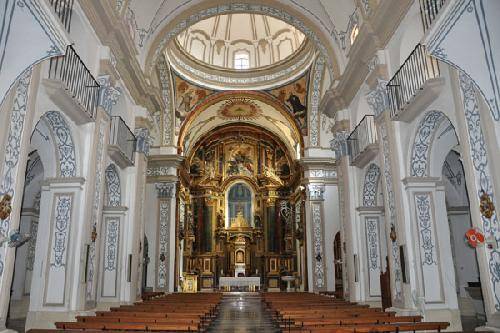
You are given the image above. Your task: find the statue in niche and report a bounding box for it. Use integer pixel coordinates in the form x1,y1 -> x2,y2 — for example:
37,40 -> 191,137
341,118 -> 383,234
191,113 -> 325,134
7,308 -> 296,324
216,210 -> 224,229
231,210 -> 249,228
254,214 -> 262,229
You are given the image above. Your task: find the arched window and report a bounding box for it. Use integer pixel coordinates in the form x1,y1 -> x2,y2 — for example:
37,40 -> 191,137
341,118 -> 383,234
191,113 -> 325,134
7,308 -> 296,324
234,51 -> 250,69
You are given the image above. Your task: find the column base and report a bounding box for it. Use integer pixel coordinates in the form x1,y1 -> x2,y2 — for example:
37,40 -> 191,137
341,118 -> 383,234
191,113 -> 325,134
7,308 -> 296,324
423,308 -> 462,332
476,326 -> 500,332
0,329 -> 20,333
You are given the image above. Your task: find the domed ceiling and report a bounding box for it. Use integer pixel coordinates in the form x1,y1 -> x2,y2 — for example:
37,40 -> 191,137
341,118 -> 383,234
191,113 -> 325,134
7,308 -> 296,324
175,13 -> 306,70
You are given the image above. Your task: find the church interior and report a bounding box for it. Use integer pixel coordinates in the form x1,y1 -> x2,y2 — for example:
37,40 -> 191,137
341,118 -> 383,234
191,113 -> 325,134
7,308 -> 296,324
0,0 -> 499,332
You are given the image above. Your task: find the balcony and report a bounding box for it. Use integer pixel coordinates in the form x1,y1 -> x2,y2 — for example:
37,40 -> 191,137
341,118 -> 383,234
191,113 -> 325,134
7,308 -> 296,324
419,0 -> 446,32
386,44 -> 443,122
49,0 -> 75,33
347,116 -> 379,168
108,116 -> 136,168
45,45 -> 100,124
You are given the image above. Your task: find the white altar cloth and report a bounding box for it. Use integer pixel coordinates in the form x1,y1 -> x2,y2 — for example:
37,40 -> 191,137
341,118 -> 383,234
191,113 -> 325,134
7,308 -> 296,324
219,277 -> 260,288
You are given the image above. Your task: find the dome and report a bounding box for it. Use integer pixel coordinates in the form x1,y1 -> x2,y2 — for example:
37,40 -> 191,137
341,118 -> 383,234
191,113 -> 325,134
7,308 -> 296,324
175,13 -> 306,70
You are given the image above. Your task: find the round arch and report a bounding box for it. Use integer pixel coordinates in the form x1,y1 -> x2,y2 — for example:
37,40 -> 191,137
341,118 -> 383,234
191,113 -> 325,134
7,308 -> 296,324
31,111 -> 77,178
409,110 -> 458,178
223,179 -> 256,228
144,2 -> 341,81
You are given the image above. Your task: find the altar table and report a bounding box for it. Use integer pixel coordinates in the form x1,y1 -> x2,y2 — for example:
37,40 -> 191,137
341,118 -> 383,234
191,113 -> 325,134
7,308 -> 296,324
219,277 -> 261,291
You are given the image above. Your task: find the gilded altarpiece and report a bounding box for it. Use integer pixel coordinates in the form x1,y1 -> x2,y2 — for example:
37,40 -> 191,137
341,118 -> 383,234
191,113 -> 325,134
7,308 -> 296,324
178,125 -> 304,290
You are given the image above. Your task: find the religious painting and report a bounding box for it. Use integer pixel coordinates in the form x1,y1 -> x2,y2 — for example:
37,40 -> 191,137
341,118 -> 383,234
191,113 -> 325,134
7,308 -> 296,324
218,98 -> 262,120
226,143 -> 254,177
172,71 -> 215,131
266,71 -> 309,134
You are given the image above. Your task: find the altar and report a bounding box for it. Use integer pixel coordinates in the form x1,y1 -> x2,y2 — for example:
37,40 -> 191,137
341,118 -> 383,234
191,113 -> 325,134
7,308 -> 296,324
219,277 -> 261,291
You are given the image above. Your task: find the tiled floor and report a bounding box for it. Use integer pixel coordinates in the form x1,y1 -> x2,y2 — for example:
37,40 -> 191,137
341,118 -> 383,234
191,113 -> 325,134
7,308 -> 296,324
207,292 -> 280,333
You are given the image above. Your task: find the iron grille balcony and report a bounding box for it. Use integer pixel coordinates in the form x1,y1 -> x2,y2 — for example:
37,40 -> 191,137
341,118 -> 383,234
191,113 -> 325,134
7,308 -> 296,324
419,0 -> 446,32
109,116 -> 136,167
48,45 -> 100,120
49,0 -> 75,33
347,115 -> 378,168
386,44 -> 440,120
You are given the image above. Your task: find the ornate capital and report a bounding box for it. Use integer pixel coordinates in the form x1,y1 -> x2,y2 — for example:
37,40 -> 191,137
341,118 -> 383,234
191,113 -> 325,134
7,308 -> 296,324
329,131 -> 349,158
155,182 -> 175,199
366,79 -> 389,117
134,127 -> 151,156
97,75 -> 121,115
307,184 -> 325,201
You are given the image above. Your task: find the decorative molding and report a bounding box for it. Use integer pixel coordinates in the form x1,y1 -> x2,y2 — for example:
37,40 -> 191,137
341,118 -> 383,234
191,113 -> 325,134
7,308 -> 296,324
104,217 -> 119,272
86,120 -> 107,301
379,122 -> 402,301
157,200 -> 169,288
51,194 -> 72,268
43,111 -> 77,178
309,169 -> 337,179
307,184 -> 325,201
105,164 -> 121,207
414,194 -> 437,266
365,217 -> 380,271
0,68 -> 32,277
97,75 -> 121,116
135,127 -> 151,155
157,56 -> 173,146
459,72 -> 500,310
149,3 -> 334,80
410,111 -> 446,177
366,79 -> 389,117
155,182 -> 175,199
330,131 -> 349,158
147,166 -> 175,177
309,57 -> 324,146
362,164 -> 381,207
312,203 -> 325,288
25,221 -> 38,271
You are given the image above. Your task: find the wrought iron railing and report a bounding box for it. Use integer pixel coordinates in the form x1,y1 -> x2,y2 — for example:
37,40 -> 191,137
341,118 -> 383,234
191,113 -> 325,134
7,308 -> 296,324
419,0 -> 446,32
49,0 -> 75,33
110,116 -> 136,164
347,115 -> 377,164
48,45 -> 100,120
386,44 -> 440,119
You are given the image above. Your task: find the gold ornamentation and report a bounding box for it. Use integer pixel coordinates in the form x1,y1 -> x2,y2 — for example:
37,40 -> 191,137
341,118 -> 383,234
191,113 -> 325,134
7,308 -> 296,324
479,190 -> 495,219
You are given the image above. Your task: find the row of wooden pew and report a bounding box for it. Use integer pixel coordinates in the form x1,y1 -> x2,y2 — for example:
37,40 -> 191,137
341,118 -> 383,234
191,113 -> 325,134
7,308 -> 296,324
28,293 -> 222,332
263,293 -> 450,333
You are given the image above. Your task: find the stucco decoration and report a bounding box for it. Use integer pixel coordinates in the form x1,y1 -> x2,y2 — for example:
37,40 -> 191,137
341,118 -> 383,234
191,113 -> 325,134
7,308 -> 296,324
312,203 -> 325,288
135,127 -> 151,156
362,164 -> 381,207
459,72 -> 500,310
105,164 -> 121,207
309,57 -> 324,146
86,121 -> 107,302
148,3 -> 335,80
366,79 -> 389,117
97,75 -> 121,116
365,217 -> 380,271
157,56 -> 173,146
103,217 -> 119,272
379,122 -> 403,301
307,184 -> 325,201
410,111 -> 448,177
51,194 -> 72,268
330,131 -> 349,158
42,111 -> 77,178
414,194 -> 437,266
155,182 -> 175,289
0,68 -> 32,277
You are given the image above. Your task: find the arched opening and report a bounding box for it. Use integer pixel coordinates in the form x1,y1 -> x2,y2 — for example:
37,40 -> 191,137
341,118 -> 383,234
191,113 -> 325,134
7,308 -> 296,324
226,182 -> 254,228
442,150 -> 486,330
7,151 -> 44,331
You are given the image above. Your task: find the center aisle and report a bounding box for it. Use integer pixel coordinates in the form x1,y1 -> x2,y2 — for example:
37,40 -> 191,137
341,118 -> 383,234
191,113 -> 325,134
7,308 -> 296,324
207,292 -> 280,333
